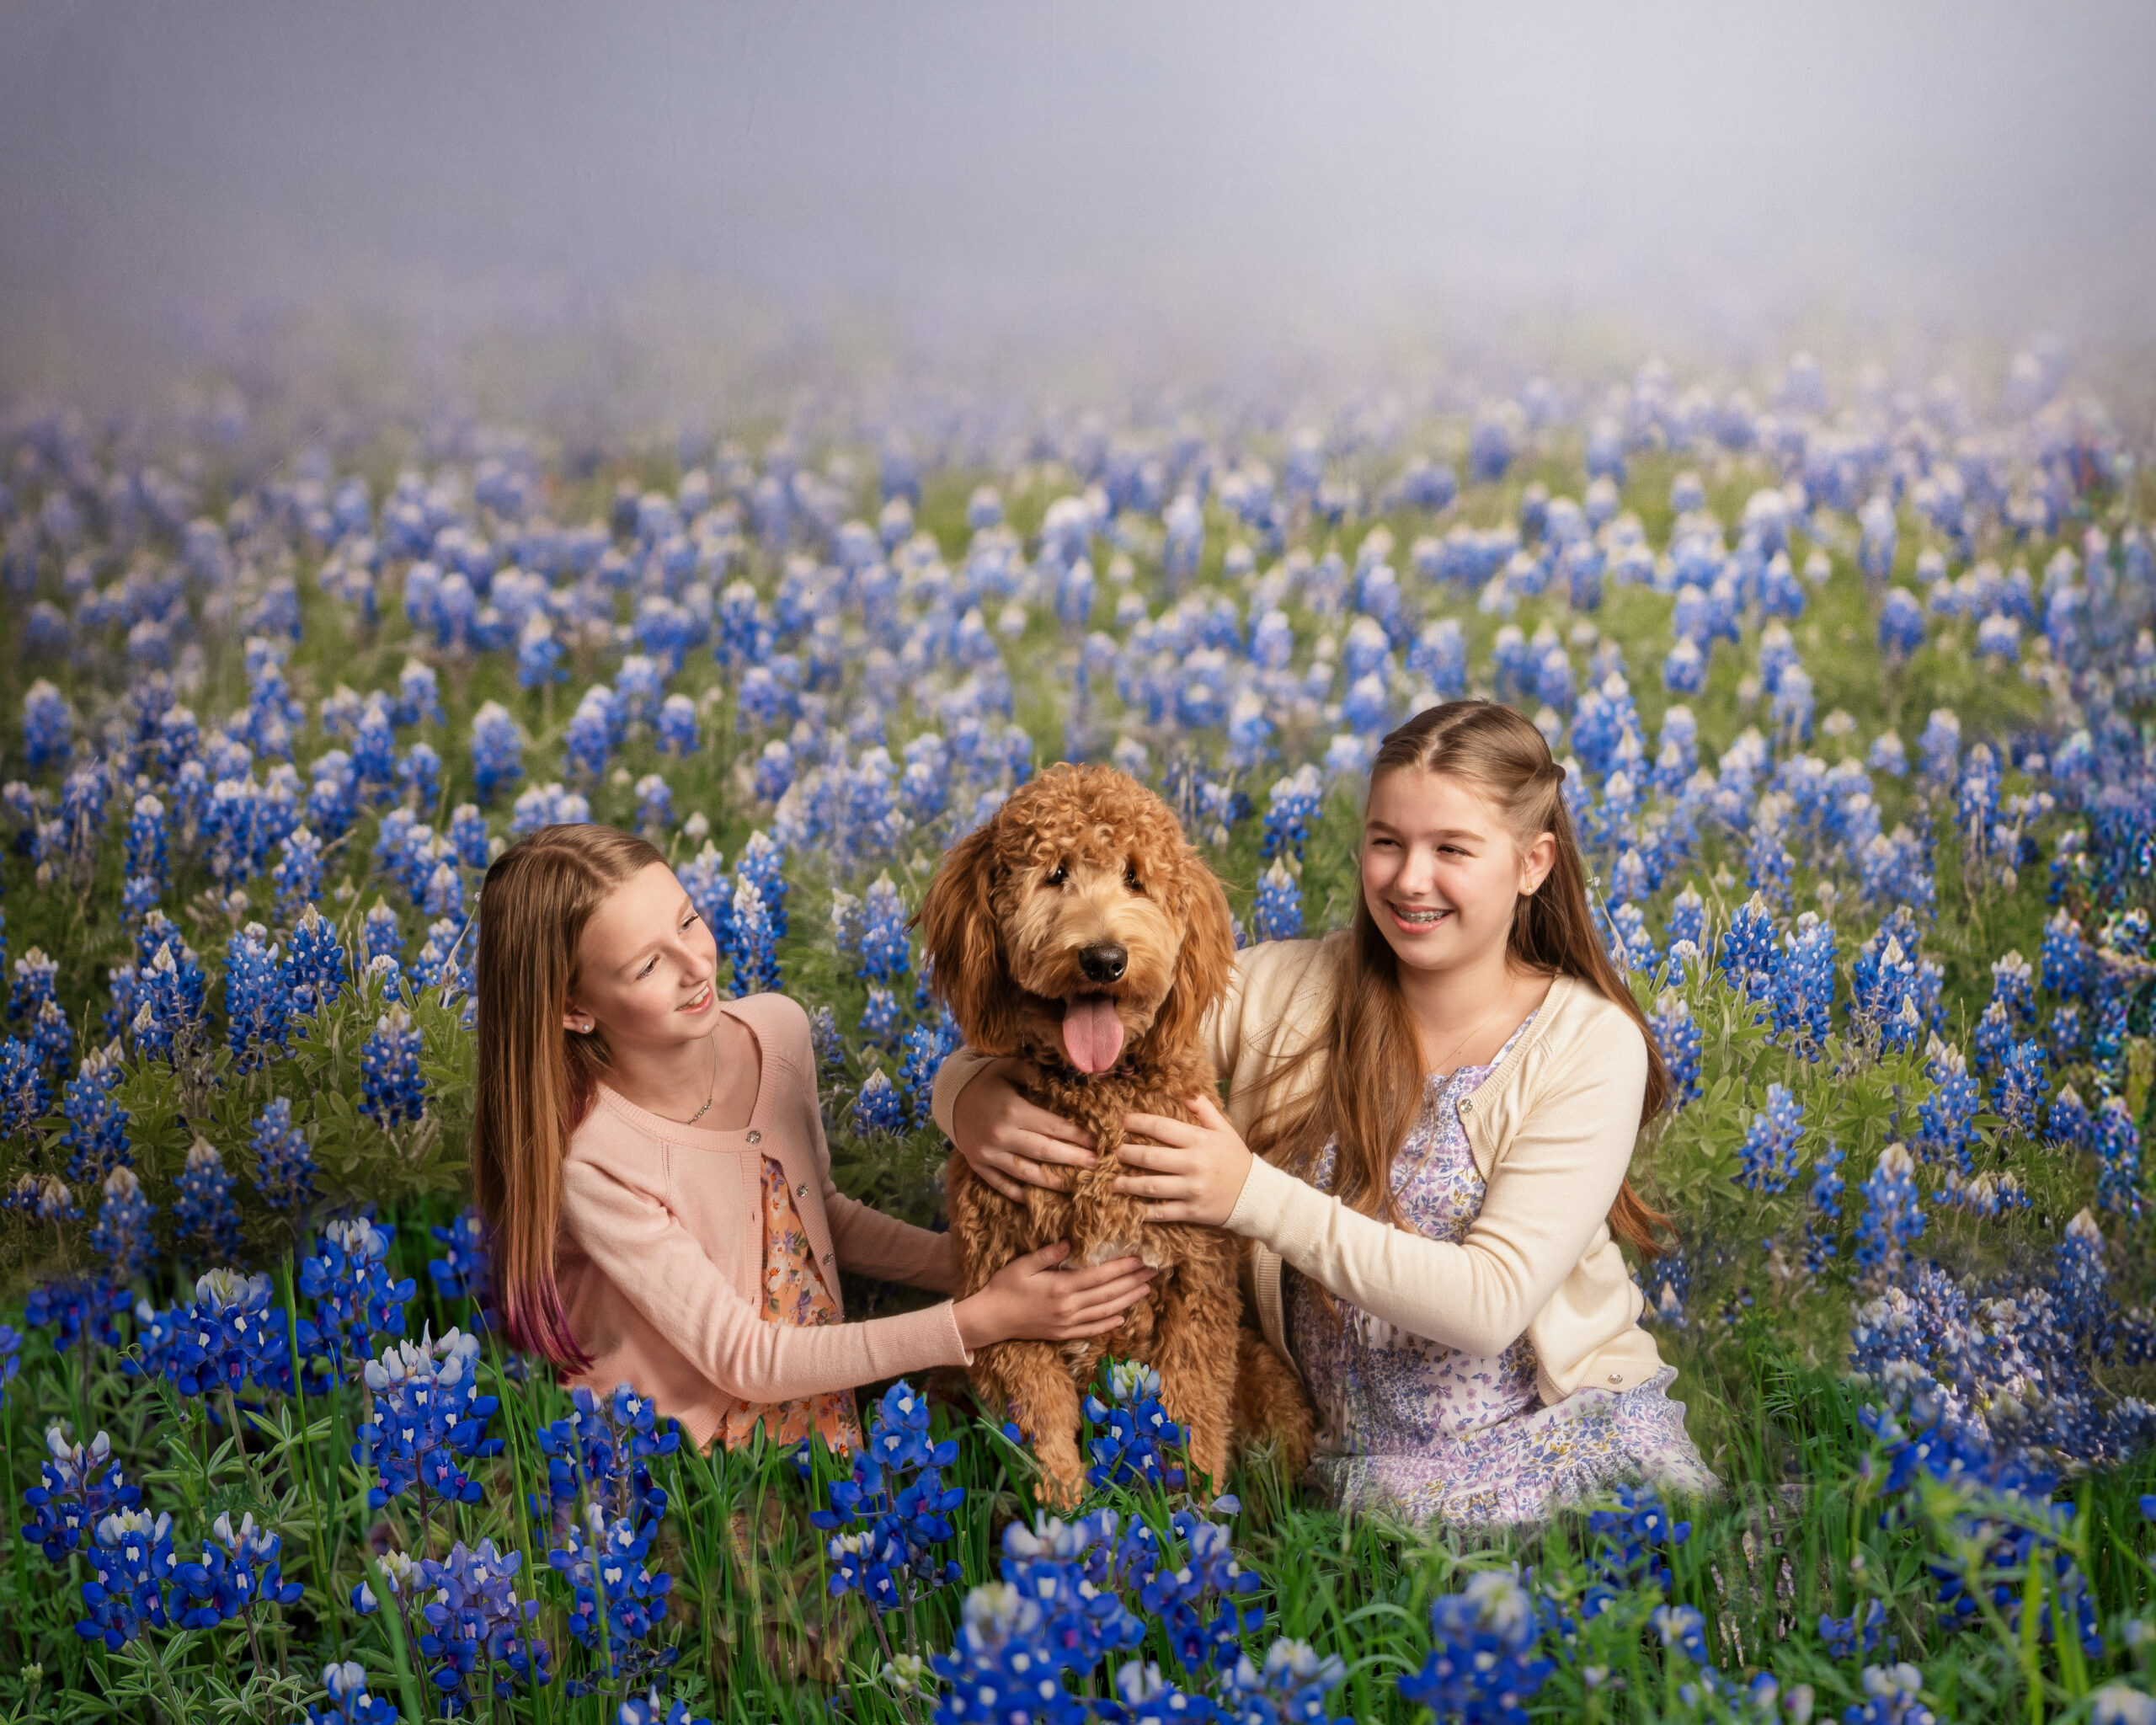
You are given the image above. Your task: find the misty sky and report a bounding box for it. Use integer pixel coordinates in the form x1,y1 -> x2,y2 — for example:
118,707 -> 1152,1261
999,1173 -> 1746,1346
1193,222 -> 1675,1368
3,1 -> 2153,389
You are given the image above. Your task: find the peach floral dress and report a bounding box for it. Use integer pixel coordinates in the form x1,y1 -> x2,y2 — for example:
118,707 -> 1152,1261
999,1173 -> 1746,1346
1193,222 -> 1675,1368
714,1158 -> 867,1454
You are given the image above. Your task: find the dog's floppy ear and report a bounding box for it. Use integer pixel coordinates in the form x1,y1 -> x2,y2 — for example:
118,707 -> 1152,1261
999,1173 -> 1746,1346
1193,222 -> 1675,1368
1143,836 -> 1239,1061
913,813 -> 1022,1054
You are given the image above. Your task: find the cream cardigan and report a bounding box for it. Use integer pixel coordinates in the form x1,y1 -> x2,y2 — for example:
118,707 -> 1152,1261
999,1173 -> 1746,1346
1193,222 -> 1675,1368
929,937 -> 1668,1408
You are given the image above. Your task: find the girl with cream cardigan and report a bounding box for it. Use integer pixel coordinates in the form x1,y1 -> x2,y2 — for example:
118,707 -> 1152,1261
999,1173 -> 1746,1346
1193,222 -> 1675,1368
933,700 -> 1719,1524
470,824 -> 1155,1456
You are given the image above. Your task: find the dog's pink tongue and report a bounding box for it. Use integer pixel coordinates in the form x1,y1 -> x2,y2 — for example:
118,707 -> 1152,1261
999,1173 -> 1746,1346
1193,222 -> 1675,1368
1062,996 -> 1125,1073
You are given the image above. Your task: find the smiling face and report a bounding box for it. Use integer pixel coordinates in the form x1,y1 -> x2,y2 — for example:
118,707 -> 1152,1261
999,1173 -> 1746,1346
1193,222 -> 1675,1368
1359,768 -> 1556,980
564,860 -> 721,1053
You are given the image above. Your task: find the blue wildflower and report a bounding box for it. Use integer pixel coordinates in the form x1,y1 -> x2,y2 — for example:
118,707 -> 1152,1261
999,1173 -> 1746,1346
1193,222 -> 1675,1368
360,1007 -> 426,1127
1736,1084 -> 1804,1194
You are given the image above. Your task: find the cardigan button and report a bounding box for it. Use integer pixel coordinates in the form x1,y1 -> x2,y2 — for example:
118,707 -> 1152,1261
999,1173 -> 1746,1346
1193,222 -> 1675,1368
746,1130 -> 762,1144
1459,1098 -> 1474,1114
1608,1371 -> 1624,1384
822,1252 -> 835,1265
796,1183 -> 808,1199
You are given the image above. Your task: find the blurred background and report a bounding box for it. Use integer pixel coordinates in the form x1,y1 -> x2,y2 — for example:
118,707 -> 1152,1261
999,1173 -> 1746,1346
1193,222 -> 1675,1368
3,1 -> 2153,414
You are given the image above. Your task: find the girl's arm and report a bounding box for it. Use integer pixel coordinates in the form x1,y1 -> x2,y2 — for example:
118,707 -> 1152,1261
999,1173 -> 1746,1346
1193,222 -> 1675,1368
1235,1044 -> 1646,1354
562,1156 -> 969,1405
1120,1027 -> 1649,1357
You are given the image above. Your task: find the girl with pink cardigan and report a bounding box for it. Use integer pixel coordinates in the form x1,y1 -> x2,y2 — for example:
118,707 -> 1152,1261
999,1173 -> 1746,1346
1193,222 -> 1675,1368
471,824 -> 1155,1456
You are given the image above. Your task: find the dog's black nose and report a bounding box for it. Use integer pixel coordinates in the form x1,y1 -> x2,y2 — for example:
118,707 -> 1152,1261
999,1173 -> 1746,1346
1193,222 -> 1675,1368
1079,942 -> 1128,984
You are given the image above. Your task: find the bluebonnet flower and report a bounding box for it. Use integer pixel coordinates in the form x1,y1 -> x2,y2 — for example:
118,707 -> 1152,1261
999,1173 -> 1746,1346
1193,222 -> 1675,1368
124,793 -> 168,891
400,739 -> 442,810
811,1003 -> 845,1073
170,1509 -> 304,1634
1819,1596 -> 1892,1662
1851,943 -> 1920,1060
728,874 -> 781,998
533,1382 -> 680,1529
1604,902 -> 1657,974
470,701 -> 526,804
356,1538 -> 552,1713
655,693 -> 700,757
173,1138 -> 245,1264
1220,1639 -> 1351,1725
1853,1144 -> 1924,1282
429,1207 -> 491,1306
1251,859 -> 1303,943
1992,1037 -> 2048,1139
302,1647 -> 405,1716
2052,1210 -> 2113,1355
1913,1039 -> 1980,1175
1803,1141 -> 1847,1273
0,1035 -> 50,1142
1878,589 -> 1926,660
88,1167 -> 154,1282
299,1215 -> 419,1386
54,1043 -> 121,1178
1736,1085 -> 1804,1194
225,923 -> 291,1071
547,1501 -> 680,1695
1398,1569 -> 1554,1725
2041,908 -> 2092,1001
250,1096 -> 315,1212
1842,1664 -> 1939,1725
616,1688 -> 710,1724
76,1507 -> 178,1649
1916,709 -> 1961,790
2096,1094 -> 2143,1219
287,906 -> 348,1015
2047,1082 -> 2095,1149
360,1007 -> 426,1126
813,1379 -> 965,1622
447,802 -> 489,870
21,1425 -> 142,1564
24,1276 -> 131,1354
1772,913 -> 1835,1051
1718,892 -> 1781,1009
1084,1359 -> 1188,1493
1649,992 -> 1702,1106
131,1268 -> 293,1402
1261,766 -> 1322,863
23,679 -> 72,769
353,1326 -> 502,1515
735,829 -> 789,937
858,873 -> 910,982
852,1069 -> 905,1136
9,946 -> 57,1022
273,825 -> 325,917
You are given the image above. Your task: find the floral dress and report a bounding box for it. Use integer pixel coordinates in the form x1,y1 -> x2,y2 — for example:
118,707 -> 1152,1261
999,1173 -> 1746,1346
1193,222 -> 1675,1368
714,1158 -> 867,1455
1285,1011 -> 1718,1526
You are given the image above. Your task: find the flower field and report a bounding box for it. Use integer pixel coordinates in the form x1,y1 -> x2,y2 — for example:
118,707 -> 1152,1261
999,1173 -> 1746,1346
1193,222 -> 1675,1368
1,344 -> 2154,1724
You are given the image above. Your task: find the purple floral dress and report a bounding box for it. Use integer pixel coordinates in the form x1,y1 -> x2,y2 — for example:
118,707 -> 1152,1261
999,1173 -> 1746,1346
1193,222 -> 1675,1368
1285,1012 -> 1718,1526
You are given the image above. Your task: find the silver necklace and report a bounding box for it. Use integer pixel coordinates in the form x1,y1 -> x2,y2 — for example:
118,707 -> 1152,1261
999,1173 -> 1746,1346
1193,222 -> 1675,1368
683,1031 -> 720,1125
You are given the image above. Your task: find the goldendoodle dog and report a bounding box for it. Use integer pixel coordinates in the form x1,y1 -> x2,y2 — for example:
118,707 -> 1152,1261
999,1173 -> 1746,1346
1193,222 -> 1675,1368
917,761 -> 1311,1505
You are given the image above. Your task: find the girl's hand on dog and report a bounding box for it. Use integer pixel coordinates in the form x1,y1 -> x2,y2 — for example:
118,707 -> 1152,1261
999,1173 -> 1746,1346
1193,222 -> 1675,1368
1113,1092 -> 1256,1227
953,1057 -> 1101,1201
953,1241 -> 1155,1349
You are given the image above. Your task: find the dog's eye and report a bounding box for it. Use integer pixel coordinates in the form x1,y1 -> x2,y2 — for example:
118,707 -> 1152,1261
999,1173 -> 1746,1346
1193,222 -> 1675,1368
1047,862 -> 1068,888
1124,862 -> 1144,894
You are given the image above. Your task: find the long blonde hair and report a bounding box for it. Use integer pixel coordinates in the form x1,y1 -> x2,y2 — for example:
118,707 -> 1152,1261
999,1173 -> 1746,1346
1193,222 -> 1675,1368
1248,700 -> 1673,1258
472,822 -> 668,1373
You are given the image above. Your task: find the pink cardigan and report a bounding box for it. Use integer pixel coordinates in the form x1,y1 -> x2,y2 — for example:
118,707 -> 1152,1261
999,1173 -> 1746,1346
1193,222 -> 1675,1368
554,992 -> 971,1451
